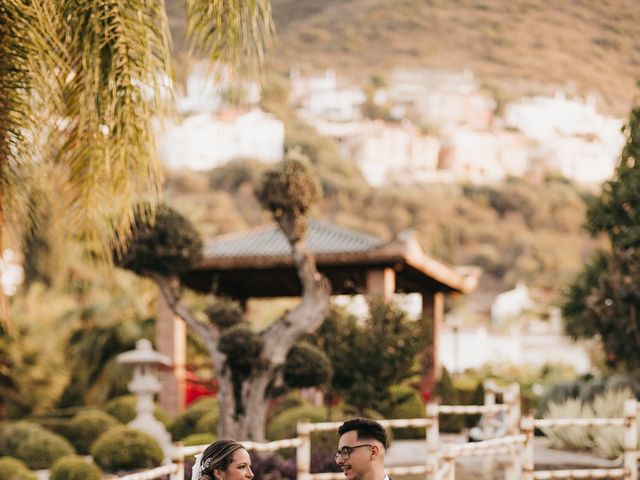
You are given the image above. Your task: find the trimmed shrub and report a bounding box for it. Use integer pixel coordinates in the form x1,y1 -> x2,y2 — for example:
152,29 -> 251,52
0,456 -> 37,480
267,405 -> 341,459
388,385 -> 425,439
204,298 -> 243,330
269,394 -> 305,420
50,455 -> 102,480
434,368 -> 465,433
31,417 -> 74,441
195,409 -> 219,434
92,426 -> 163,473
0,422 -> 45,458
68,409 -> 120,454
15,429 -> 75,470
115,203 -> 203,277
169,396 -> 218,440
105,395 -> 170,427
182,433 -> 216,447
283,342 -> 333,389
267,405 -> 328,440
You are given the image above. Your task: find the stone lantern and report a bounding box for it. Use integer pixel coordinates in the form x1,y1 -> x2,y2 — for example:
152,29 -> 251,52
117,338 -> 173,464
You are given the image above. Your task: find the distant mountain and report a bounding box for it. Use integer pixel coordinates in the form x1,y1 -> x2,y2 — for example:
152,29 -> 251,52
165,0 -> 639,115
267,0 -> 639,115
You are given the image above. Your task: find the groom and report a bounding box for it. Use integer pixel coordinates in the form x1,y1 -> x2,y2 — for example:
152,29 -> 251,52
334,418 -> 390,480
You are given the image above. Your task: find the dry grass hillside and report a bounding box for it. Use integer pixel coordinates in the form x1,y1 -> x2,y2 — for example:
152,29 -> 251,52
267,0 -> 640,115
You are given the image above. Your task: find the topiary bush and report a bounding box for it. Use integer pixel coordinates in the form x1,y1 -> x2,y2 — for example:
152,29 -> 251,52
0,456 -> 37,480
67,409 -> 120,454
387,385 -> 426,439
434,368 -> 465,433
91,426 -> 163,473
115,203 -> 203,277
283,342 -> 333,389
267,405 -> 328,440
267,405 -> 342,459
0,422 -> 45,458
256,152 -> 322,241
204,298 -> 244,330
195,409 -> 220,434
49,455 -> 102,480
14,429 -> 75,470
169,396 -> 219,440
105,395 -> 170,427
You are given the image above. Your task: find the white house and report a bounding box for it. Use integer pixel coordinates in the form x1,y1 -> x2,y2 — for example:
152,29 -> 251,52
158,109 -> 284,171
504,93 -> 624,184
340,120 -> 442,186
439,129 -> 531,183
491,282 -> 532,326
388,68 -> 495,129
537,134 -> 622,185
177,62 -> 261,115
439,325 -> 591,374
290,69 -> 366,122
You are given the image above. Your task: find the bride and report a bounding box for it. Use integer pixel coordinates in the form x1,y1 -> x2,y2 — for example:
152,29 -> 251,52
192,440 -> 254,480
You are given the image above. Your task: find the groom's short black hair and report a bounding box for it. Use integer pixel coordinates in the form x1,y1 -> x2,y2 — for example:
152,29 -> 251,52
338,418 -> 388,449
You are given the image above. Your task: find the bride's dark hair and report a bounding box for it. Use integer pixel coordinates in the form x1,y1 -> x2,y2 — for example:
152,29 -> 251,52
199,440 -> 246,480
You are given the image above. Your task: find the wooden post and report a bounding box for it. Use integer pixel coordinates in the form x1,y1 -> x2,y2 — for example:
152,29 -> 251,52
624,399 -> 638,480
426,402 -> 440,480
297,419 -> 311,480
156,289 -> 186,418
365,268 -> 396,301
421,291 -> 445,394
505,384 -> 521,436
442,443 -> 456,480
521,415 -> 535,480
171,443 -> 184,480
483,380 -> 497,406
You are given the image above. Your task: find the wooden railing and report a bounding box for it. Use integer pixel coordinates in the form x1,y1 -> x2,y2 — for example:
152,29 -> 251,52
40,383 -> 640,480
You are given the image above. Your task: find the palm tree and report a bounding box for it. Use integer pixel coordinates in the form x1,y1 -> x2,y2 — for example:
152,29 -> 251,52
0,0 -> 273,330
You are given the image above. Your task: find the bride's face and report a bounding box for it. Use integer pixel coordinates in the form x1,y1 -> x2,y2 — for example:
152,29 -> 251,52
215,449 -> 254,480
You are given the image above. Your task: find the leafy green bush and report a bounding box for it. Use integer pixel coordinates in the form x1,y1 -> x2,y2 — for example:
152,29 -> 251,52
0,456 -> 37,480
434,368 -> 464,433
91,426 -> 163,473
387,385 -> 425,439
195,409 -> 220,434
181,433 -> 216,446
267,405 -> 344,458
50,455 -> 102,480
67,410 -> 119,454
267,405 -> 328,440
204,298 -> 244,330
105,395 -> 170,427
115,203 -> 203,277
283,342 -> 333,389
15,429 -> 75,470
256,152 -> 322,241
30,417 -> 74,441
0,422 -> 44,457
169,396 -> 218,440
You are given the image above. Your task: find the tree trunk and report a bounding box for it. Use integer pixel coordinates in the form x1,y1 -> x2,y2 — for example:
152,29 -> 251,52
152,236 -> 331,441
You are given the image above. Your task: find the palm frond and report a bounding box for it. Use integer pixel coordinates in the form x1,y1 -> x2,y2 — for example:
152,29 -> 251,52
58,0 -> 174,260
0,0 -> 65,332
186,0 -> 275,76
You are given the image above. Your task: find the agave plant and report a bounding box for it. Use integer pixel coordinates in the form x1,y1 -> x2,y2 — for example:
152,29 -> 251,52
542,397 -> 594,450
591,388 -> 634,459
